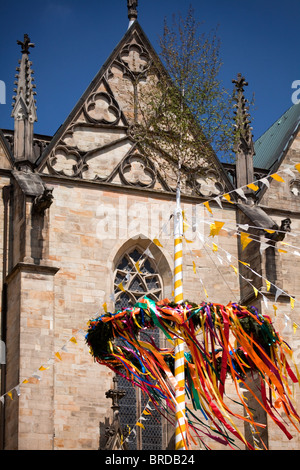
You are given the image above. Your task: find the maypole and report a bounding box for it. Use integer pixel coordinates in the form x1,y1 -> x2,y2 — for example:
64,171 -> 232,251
173,85 -> 187,450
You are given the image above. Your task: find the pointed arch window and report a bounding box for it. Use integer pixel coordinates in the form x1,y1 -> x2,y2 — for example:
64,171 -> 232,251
113,246 -> 164,450
114,247 -> 162,309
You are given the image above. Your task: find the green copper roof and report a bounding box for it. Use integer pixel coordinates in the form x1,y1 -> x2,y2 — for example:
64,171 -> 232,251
253,103 -> 300,170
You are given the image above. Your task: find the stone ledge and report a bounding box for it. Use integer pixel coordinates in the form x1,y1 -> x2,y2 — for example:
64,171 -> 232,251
5,262 -> 60,284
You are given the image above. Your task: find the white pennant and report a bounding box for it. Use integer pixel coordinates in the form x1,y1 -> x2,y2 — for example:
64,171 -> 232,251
235,188 -> 247,200
260,177 -> 270,188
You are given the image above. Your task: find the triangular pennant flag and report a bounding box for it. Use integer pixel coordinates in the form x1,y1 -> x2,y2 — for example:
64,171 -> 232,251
235,188 -> 247,200
136,422 -> 145,430
223,193 -> 234,203
263,295 -> 269,308
275,288 -> 282,302
270,173 -> 285,182
238,224 -> 249,231
70,337 -> 77,344
39,366 -> 49,371
7,391 -> 13,400
265,280 -> 271,292
102,302 -> 108,313
117,282 -> 125,292
153,238 -> 163,247
240,232 -> 252,250
144,248 -> 154,259
15,385 -> 21,397
247,183 -> 259,191
273,304 -> 278,316
192,261 -> 197,274
209,221 -> 225,237
253,286 -> 258,298
55,352 -> 62,361
260,177 -> 270,188
212,243 -> 218,252
214,196 -> 223,208
135,261 -> 141,273
283,168 -> 296,177
295,163 -> 300,173
230,264 -> 238,275
290,297 -> 295,309
203,201 -> 213,214
0,396 -> 4,406
293,322 -> 298,334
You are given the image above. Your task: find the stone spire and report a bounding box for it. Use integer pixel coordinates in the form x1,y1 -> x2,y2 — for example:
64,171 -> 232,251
232,73 -> 255,194
127,0 -> 138,27
11,34 -> 37,169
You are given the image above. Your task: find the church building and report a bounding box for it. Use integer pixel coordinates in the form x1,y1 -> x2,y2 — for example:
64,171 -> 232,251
0,2 -> 300,450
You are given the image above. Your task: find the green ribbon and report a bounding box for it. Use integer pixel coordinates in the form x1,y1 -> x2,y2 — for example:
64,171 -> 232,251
138,297 -> 173,341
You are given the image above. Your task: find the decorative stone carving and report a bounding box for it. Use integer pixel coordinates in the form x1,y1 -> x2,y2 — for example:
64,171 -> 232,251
120,152 -> 156,188
33,185 -> 54,214
190,170 -> 224,197
48,145 -> 83,177
83,91 -> 121,125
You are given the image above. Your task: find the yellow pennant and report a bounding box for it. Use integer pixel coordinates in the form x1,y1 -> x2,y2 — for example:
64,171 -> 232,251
295,163 -> 300,173
22,379 -> 29,384
136,422 -> 145,430
293,322 -> 298,334
183,221 -> 189,233
135,261 -> 141,273
102,302 -> 108,313
153,238 -> 163,247
70,337 -> 77,344
55,352 -> 62,361
247,183 -> 259,191
39,366 -> 49,371
290,297 -> 295,310
223,193 -> 234,203
203,201 -> 213,214
240,232 -> 252,250
273,304 -> 278,316
239,260 -> 250,266
265,280 -> 271,292
278,249 -> 287,254
204,287 -> 209,298
270,173 -> 285,182
253,286 -> 258,298
230,264 -> 238,275
118,282 -> 125,292
209,221 -> 225,237
7,392 -> 13,400
192,261 -> 197,274
264,229 -> 275,234
212,243 -> 218,252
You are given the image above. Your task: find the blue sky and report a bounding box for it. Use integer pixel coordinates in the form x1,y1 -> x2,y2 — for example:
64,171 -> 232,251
0,0 -> 299,142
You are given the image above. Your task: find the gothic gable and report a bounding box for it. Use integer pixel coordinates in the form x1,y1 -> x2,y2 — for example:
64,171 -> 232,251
36,22 -> 233,198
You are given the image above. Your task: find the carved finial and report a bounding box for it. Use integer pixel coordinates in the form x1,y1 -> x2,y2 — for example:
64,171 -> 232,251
127,0 -> 138,21
232,73 -> 254,153
17,34 -> 35,54
232,73 -> 255,193
12,34 -> 37,166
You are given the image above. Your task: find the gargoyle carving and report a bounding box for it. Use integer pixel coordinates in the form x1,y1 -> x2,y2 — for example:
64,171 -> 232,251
33,185 -> 54,214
